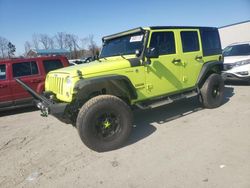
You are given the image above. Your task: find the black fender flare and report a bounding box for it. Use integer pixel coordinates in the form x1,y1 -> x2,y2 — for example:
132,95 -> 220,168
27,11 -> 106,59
73,75 -> 137,101
196,61 -> 223,87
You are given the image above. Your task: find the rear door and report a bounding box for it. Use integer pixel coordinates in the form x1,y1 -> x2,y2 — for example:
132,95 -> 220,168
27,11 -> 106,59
0,63 -> 13,107
178,29 -> 203,89
42,59 -> 64,74
10,60 -> 43,104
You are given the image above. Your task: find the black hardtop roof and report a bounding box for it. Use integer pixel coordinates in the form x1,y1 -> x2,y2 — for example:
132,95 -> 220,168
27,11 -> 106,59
150,26 -> 218,30
102,26 -> 218,41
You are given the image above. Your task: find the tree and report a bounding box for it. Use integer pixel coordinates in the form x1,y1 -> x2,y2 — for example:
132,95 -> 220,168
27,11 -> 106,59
39,34 -> 51,49
87,35 -> 99,57
55,32 -> 66,49
81,37 -> 89,50
48,37 -> 54,49
23,32 -> 100,59
64,34 -> 79,59
71,34 -> 80,58
7,42 -> 16,58
0,36 -> 8,58
32,34 -> 40,49
24,41 -> 32,54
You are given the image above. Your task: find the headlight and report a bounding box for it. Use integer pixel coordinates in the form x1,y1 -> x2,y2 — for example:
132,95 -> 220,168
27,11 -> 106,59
65,76 -> 72,86
235,59 -> 250,66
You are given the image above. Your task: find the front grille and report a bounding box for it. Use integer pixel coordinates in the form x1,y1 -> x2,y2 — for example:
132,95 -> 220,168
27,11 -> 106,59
47,75 -> 65,95
223,63 -> 235,71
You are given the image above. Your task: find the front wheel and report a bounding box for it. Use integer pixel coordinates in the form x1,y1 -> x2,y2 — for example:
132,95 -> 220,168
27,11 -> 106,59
76,95 -> 132,152
200,73 -> 224,109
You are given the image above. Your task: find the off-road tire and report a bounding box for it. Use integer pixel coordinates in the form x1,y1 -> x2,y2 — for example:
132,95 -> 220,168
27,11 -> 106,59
200,73 -> 224,108
76,95 -> 132,152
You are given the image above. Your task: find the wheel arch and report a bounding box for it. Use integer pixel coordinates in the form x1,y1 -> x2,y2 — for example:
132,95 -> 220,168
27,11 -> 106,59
197,61 -> 223,88
73,75 -> 137,103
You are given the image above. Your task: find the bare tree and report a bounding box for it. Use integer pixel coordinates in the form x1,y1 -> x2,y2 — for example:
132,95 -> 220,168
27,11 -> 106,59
24,41 -> 32,54
64,34 -> 73,52
72,34 -> 79,58
79,37 -> 89,57
81,37 -> 89,50
87,35 -> 99,57
0,36 -> 9,58
48,37 -> 54,49
55,32 -> 66,49
64,34 -> 79,58
39,34 -> 51,49
23,32 -> 99,59
32,34 -> 40,49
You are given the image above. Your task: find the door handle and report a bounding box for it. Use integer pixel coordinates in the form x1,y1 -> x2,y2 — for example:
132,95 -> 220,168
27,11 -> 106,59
172,58 -> 181,64
31,79 -> 41,83
195,55 -> 203,60
0,84 -> 7,88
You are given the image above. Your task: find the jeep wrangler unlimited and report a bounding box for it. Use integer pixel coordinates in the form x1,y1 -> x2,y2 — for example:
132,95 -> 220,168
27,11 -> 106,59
17,26 -> 224,152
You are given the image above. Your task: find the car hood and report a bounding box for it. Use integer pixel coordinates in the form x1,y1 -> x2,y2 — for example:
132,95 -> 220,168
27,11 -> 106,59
224,55 -> 250,64
49,57 -> 133,77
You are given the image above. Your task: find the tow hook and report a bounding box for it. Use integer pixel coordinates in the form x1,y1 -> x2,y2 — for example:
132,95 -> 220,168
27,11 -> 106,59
37,102 -> 49,117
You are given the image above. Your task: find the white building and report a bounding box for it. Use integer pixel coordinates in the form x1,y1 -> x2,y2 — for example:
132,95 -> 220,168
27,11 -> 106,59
219,20 -> 250,49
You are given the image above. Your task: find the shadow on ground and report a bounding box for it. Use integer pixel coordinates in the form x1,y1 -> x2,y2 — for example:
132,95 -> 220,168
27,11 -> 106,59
0,87 -> 235,148
126,86 -> 235,146
0,106 -> 38,117
225,80 -> 250,86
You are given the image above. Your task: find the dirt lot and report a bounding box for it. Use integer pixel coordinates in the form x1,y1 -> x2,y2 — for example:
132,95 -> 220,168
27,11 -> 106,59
0,83 -> 249,188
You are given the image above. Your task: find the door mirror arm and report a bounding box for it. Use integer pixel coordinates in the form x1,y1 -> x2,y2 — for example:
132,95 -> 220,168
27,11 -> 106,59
145,57 -> 151,65
144,47 -> 159,65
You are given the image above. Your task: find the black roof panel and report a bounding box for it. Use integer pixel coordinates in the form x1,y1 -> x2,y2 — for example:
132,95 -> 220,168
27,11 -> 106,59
149,26 -> 218,30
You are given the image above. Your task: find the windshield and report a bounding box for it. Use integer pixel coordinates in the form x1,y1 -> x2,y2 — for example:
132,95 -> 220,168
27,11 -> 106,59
223,44 -> 250,56
100,32 -> 145,58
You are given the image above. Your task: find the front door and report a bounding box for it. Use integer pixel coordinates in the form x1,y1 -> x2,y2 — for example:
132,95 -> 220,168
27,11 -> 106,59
0,63 -> 13,107
145,30 -> 183,98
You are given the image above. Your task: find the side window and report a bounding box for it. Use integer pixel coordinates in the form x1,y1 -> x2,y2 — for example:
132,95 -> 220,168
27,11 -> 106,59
0,64 -> 6,80
43,59 -> 63,73
201,30 -> 221,56
181,31 -> 200,52
149,32 -> 176,55
13,61 -> 39,77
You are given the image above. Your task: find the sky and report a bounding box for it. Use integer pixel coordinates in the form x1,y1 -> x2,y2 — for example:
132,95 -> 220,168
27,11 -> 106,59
0,0 -> 249,55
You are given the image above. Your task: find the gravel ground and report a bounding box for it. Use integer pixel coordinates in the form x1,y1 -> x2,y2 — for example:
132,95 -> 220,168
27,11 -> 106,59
0,84 -> 249,188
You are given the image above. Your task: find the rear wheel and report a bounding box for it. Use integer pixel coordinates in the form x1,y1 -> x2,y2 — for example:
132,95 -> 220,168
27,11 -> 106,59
200,73 -> 224,108
76,95 -> 132,152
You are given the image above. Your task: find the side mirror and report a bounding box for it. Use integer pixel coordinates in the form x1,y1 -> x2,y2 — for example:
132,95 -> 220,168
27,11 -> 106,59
145,47 -> 159,58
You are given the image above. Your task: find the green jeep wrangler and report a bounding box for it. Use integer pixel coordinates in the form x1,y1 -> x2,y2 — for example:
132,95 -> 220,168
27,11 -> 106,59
17,26 -> 224,152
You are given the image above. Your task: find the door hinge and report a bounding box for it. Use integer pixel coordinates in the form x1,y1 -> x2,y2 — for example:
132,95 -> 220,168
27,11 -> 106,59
134,83 -> 145,89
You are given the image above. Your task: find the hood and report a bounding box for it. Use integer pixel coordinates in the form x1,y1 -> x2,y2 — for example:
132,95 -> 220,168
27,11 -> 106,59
224,55 -> 250,64
49,57 -> 133,77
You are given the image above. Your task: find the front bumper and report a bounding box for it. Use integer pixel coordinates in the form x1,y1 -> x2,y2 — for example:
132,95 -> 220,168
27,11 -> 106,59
222,64 -> 250,81
35,99 -> 69,122
15,78 -> 71,124
222,72 -> 250,81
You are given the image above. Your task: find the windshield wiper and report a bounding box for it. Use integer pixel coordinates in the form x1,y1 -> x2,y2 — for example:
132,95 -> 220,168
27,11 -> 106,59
120,54 -> 126,59
114,53 -> 126,59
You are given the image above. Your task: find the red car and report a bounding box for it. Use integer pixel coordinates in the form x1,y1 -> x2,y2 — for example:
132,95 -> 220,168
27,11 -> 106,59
0,56 -> 69,111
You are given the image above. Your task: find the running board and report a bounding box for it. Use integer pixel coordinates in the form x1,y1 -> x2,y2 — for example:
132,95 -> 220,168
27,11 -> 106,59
136,89 -> 198,109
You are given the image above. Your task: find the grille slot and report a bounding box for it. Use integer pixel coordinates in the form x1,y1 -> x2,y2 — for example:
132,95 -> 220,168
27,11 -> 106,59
47,75 -> 64,95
